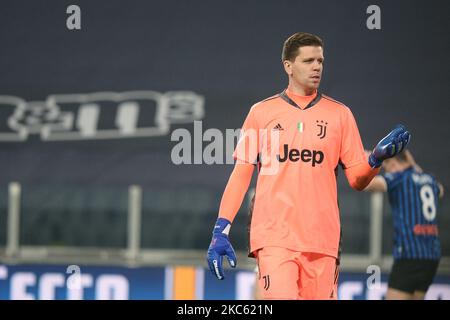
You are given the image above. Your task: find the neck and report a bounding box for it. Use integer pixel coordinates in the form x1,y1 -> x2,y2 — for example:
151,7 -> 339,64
287,83 -> 316,96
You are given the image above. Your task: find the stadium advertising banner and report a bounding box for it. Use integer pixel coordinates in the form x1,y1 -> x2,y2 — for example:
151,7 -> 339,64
1,264 -> 449,300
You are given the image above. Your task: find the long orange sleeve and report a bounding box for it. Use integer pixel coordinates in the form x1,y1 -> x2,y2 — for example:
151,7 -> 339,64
218,162 -> 255,223
344,161 -> 381,191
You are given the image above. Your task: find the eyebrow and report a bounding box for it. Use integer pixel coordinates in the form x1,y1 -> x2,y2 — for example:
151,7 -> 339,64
302,57 -> 324,61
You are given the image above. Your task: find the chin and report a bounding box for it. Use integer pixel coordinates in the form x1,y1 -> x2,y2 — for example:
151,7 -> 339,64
307,84 -> 319,92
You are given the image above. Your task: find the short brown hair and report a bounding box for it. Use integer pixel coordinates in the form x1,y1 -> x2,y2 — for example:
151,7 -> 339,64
282,32 -> 323,62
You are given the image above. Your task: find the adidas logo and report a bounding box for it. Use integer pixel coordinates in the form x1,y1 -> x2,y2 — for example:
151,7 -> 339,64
273,123 -> 284,131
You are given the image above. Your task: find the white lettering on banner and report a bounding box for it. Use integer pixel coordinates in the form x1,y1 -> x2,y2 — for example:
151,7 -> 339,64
235,271 -> 257,300
0,90 -> 204,141
67,274 -> 93,300
2,266 -> 449,300
338,281 -> 450,300
338,281 -> 364,300
0,265 -> 8,279
426,284 -> 450,300
366,283 -> 387,300
39,273 -> 65,300
96,275 -> 129,300
2,268 -> 131,300
11,272 -> 36,300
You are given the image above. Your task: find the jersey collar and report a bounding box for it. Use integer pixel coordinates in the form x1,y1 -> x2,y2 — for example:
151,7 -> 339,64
279,89 -> 322,110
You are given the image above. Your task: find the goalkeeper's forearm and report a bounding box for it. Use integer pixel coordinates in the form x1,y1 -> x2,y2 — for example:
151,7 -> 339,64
218,162 -> 255,223
345,161 -> 381,191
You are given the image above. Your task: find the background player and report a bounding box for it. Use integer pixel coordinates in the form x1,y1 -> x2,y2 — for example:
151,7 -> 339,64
207,32 -> 411,299
364,150 -> 444,300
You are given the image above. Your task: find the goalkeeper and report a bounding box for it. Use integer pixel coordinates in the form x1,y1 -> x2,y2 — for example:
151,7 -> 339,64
207,32 -> 410,299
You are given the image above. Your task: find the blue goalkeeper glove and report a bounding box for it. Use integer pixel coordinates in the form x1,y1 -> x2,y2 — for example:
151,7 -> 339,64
206,218 -> 237,280
368,124 -> 411,168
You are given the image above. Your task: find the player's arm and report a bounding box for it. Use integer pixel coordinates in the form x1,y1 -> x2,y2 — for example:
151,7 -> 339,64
206,162 -> 255,280
363,175 -> 387,192
404,149 -> 423,172
347,150 -> 385,192
344,162 -> 380,191
207,104 -> 261,279
218,162 -> 255,222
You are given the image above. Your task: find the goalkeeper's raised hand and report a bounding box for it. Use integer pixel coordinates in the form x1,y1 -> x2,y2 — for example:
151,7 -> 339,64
206,218 -> 237,280
368,124 -> 411,168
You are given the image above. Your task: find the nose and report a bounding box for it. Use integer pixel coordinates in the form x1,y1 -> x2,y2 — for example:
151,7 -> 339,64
313,61 -> 322,71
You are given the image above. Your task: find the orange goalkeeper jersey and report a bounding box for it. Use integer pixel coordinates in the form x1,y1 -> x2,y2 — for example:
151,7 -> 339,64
233,89 -> 366,258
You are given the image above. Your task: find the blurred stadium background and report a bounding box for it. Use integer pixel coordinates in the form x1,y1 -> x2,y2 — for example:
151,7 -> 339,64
0,0 -> 449,299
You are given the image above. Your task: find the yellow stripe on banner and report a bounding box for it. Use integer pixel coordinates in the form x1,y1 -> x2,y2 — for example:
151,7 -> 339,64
173,266 -> 196,300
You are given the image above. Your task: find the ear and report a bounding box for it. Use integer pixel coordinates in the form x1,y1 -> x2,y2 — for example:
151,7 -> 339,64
283,60 -> 293,76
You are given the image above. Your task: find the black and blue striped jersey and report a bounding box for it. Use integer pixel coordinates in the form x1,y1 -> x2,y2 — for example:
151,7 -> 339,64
383,167 -> 441,260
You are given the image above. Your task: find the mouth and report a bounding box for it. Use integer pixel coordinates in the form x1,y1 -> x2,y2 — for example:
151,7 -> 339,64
310,75 -> 321,83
